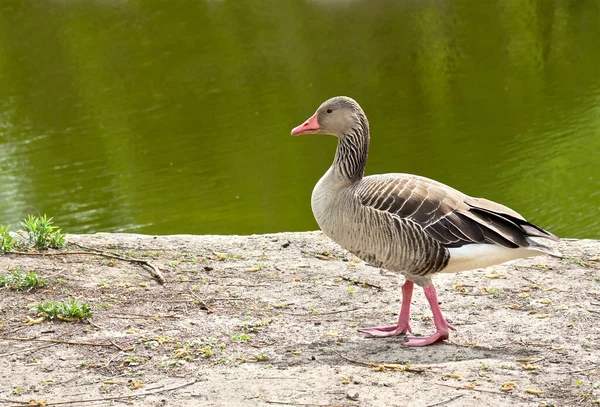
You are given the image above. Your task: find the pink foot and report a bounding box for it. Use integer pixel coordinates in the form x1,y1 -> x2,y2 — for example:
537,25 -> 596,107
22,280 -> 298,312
358,323 -> 412,337
402,285 -> 456,347
359,280 -> 414,338
404,331 -> 449,347
403,324 -> 455,347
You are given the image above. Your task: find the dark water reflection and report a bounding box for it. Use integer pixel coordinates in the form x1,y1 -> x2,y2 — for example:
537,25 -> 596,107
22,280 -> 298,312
0,0 -> 598,238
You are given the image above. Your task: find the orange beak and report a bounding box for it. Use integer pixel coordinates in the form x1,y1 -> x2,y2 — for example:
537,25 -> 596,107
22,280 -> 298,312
291,113 -> 321,136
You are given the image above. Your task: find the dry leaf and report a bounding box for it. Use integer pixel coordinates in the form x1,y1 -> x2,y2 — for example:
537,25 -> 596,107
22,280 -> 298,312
516,357 -> 540,363
24,316 -> 44,326
539,299 -> 552,305
445,374 -> 462,381
486,273 -> 505,279
525,389 -> 544,395
501,382 -> 517,392
130,380 -> 144,390
521,364 -> 539,370
536,314 -> 550,319
57,316 -> 80,322
374,364 -> 406,372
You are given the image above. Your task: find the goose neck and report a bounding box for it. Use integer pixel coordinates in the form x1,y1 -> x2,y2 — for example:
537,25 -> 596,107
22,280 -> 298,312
333,119 -> 370,183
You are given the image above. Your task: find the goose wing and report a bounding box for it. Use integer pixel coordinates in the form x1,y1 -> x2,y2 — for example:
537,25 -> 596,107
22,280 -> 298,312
357,174 -> 557,249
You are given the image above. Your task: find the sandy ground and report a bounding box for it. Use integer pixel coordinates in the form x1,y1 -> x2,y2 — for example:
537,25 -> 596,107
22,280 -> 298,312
0,232 -> 599,407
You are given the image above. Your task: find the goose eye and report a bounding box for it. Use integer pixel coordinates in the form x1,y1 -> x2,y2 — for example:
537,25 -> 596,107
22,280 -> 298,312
326,108 -> 333,114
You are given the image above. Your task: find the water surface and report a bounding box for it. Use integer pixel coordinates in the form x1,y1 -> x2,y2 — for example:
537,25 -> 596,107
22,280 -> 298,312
0,0 -> 599,238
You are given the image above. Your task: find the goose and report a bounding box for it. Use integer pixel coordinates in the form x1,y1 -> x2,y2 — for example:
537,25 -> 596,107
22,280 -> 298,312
291,96 -> 559,347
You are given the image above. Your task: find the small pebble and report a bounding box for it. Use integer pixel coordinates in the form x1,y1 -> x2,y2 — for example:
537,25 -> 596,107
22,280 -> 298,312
346,391 -> 359,401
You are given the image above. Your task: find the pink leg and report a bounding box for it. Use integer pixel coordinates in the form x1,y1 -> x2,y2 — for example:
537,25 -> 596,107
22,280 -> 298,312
359,280 -> 414,337
404,284 -> 455,347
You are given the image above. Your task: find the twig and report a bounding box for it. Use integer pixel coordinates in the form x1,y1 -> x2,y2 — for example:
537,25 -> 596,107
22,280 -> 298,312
86,320 -> 104,330
588,309 -> 600,315
107,313 -> 180,319
2,378 -> 197,406
188,288 -> 214,312
0,399 -> 29,405
6,244 -> 166,284
283,307 -> 363,316
6,250 -> 93,256
521,276 -> 540,285
335,351 -> 430,373
424,394 -> 464,407
340,276 -> 383,291
556,366 -> 598,374
516,265 -> 547,270
265,401 -> 344,407
70,243 -> 165,284
518,341 -> 556,348
0,343 -> 57,357
109,340 -> 125,352
434,383 -> 529,400
1,337 -> 117,349
208,297 -> 252,301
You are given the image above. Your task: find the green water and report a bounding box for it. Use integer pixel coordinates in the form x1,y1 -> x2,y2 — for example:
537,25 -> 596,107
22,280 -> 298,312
0,0 -> 599,238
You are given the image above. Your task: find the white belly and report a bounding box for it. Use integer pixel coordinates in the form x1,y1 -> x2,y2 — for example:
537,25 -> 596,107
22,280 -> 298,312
443,244 -> 543,273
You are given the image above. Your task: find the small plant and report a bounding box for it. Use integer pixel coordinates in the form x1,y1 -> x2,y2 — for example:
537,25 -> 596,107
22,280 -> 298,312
20,214 -> 66,250
33,299 -> 92,321
0,225 -> 15,252
0,268 -> 45,290
159,359 -> 183,369
562,258 -> 585,266
231,334 -> 250,343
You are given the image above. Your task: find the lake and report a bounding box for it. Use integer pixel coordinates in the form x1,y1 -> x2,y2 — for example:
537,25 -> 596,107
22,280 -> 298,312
0,0 -> 598,239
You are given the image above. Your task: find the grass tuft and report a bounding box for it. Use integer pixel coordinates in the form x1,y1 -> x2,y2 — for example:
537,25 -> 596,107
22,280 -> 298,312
0,268 -> 45,290
33,299 -> 92,321
0,225 -> 15,252
20,214 -> 67,250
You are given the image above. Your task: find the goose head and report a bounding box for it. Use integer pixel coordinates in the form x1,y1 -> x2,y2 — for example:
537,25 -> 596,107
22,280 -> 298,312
291,96 -> 366,138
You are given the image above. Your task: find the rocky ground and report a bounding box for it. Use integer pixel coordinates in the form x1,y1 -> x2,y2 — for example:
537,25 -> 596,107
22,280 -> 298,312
0,232 -> 599,407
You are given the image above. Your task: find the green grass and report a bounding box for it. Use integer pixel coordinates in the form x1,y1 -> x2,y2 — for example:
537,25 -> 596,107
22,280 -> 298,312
0,268 -> 45,290
20,214 -> 66,250
0,225 -> 15,252
33,299 -> 92,321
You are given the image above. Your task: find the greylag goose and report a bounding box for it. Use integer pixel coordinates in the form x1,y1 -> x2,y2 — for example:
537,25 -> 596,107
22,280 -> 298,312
291,96 -> 559,347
